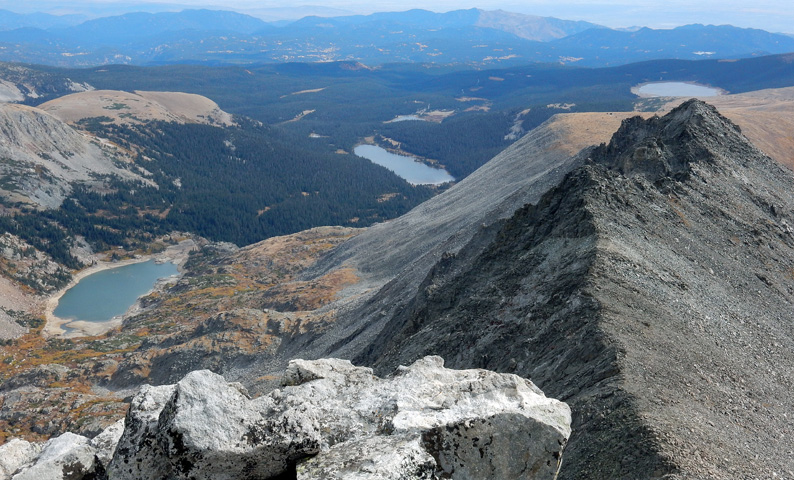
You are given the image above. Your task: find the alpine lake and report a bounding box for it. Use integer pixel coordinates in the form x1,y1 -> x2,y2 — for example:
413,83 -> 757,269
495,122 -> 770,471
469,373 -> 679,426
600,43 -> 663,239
634,82 -> 724,97
353,144 -> 455,185
53,260 -> 179,326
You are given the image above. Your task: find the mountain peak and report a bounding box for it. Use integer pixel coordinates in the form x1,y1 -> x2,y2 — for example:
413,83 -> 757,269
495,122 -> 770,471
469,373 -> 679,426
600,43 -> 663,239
590,99 -> 749,180
337,97 -> 794,478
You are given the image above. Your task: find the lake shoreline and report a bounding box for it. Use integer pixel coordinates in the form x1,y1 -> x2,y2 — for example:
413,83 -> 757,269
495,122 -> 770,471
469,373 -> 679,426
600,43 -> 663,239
42,239 -> 196,338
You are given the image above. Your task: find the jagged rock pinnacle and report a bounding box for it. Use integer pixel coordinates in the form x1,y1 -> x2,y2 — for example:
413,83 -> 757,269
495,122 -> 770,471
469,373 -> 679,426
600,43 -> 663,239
590,99 -> 752,181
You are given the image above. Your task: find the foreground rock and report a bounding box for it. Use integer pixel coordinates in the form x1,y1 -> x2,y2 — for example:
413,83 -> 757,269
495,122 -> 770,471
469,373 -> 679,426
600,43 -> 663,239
0,440 -> 41,479
0,421 -> 123,480
107,356 -> 570,480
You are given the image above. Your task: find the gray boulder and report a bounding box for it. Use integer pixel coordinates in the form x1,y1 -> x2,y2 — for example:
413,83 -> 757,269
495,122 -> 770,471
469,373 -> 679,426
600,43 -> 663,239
90,419 -> 125,467
296,434 -> 437,479
0,419 -> 125,480
0,439 -> 42,480
107,383 -> 178,479
9,433 -> 96,480
109,356 -> 571,479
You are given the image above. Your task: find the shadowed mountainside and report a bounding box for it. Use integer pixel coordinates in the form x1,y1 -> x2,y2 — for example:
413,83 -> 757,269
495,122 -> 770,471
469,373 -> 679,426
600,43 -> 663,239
332,100 -> 794,478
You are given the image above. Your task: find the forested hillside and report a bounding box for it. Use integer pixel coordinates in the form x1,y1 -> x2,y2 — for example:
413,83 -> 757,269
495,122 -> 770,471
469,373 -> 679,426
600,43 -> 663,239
0,117 -> 434,275
37,54 -> 794,176
1,52 -> 792,277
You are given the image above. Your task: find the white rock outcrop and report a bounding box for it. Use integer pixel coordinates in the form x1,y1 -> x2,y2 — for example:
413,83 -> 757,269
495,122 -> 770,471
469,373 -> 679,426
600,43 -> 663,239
0,420 -> 124,480
0,439 -> 42,479
108,356 -> 571,480
6,432 -> 97,480
90,419 -> 125,468
2,357 -> 570,480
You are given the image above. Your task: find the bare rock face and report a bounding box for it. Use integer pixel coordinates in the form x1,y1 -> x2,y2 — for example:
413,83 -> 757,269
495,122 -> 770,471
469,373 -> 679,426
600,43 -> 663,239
89,419 -> 125,468
296,434 -> 437,480
0,103 -> 147,208
107,384 -> 180,479
108,356 -> 571,480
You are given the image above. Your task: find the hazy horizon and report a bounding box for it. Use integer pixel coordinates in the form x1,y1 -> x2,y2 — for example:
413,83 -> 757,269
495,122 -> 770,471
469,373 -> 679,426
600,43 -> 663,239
3,0 -> 793,34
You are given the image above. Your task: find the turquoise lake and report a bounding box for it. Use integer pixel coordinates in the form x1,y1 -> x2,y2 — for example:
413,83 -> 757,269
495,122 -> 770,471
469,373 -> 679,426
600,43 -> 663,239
53,260 -> 179,323
354,144 -> 455,185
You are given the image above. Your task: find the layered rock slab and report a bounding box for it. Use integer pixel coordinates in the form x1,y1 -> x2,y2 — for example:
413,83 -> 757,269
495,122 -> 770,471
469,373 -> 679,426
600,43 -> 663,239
108,356 -> 571,480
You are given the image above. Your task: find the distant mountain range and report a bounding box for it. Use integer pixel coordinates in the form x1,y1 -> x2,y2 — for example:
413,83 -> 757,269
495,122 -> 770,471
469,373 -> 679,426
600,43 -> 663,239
0,8 -> 793,67
0,9 -> 86,30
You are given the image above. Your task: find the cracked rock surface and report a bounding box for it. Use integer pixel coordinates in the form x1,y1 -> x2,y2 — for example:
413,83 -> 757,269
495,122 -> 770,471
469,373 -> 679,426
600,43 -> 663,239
106,356 -> 570,480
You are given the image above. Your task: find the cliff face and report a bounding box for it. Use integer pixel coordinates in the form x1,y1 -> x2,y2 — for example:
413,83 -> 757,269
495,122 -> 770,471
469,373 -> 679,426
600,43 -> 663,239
341,100 -> 794,478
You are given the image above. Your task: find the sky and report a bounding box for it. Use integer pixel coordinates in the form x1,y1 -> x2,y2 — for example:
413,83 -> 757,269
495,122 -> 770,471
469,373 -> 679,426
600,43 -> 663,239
5,0 -> 794,33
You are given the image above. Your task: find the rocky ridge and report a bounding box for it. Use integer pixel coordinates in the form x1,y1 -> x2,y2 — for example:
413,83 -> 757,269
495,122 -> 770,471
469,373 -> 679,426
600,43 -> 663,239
338,100 -> 794,478
667,86 -> 794,170
1,356 -> 571,480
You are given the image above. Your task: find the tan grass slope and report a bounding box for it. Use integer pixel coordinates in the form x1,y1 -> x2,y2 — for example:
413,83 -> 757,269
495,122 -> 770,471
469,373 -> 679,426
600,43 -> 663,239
518,86 -> 794,171
39,90 -> 234,127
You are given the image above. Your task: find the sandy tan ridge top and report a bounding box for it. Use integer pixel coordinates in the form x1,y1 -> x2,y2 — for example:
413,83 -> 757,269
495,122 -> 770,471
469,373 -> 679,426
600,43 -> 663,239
39,90 -> 234,127
540,86 -> 794,170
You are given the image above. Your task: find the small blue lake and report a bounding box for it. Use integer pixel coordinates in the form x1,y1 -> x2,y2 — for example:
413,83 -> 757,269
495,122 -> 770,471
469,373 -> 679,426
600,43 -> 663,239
635,82 -> 723,97
53,260 -> 178,323
387,115 -> 426,122
354,144 -> 454,185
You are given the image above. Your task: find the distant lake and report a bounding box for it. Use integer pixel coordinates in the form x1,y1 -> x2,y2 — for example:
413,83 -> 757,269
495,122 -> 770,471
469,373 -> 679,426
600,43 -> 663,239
354,144 -> 454,185
387,115 -> 426,122
53,260 -> 178,323
635,82 -> 724,97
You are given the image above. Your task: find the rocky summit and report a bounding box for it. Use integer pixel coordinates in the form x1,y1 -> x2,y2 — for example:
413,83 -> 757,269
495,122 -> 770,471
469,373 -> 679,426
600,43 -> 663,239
1,356 -> 571,480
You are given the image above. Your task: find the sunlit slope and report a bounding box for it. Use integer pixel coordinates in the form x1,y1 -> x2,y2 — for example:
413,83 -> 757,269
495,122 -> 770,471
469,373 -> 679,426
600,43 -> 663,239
39,90 -> 234,127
